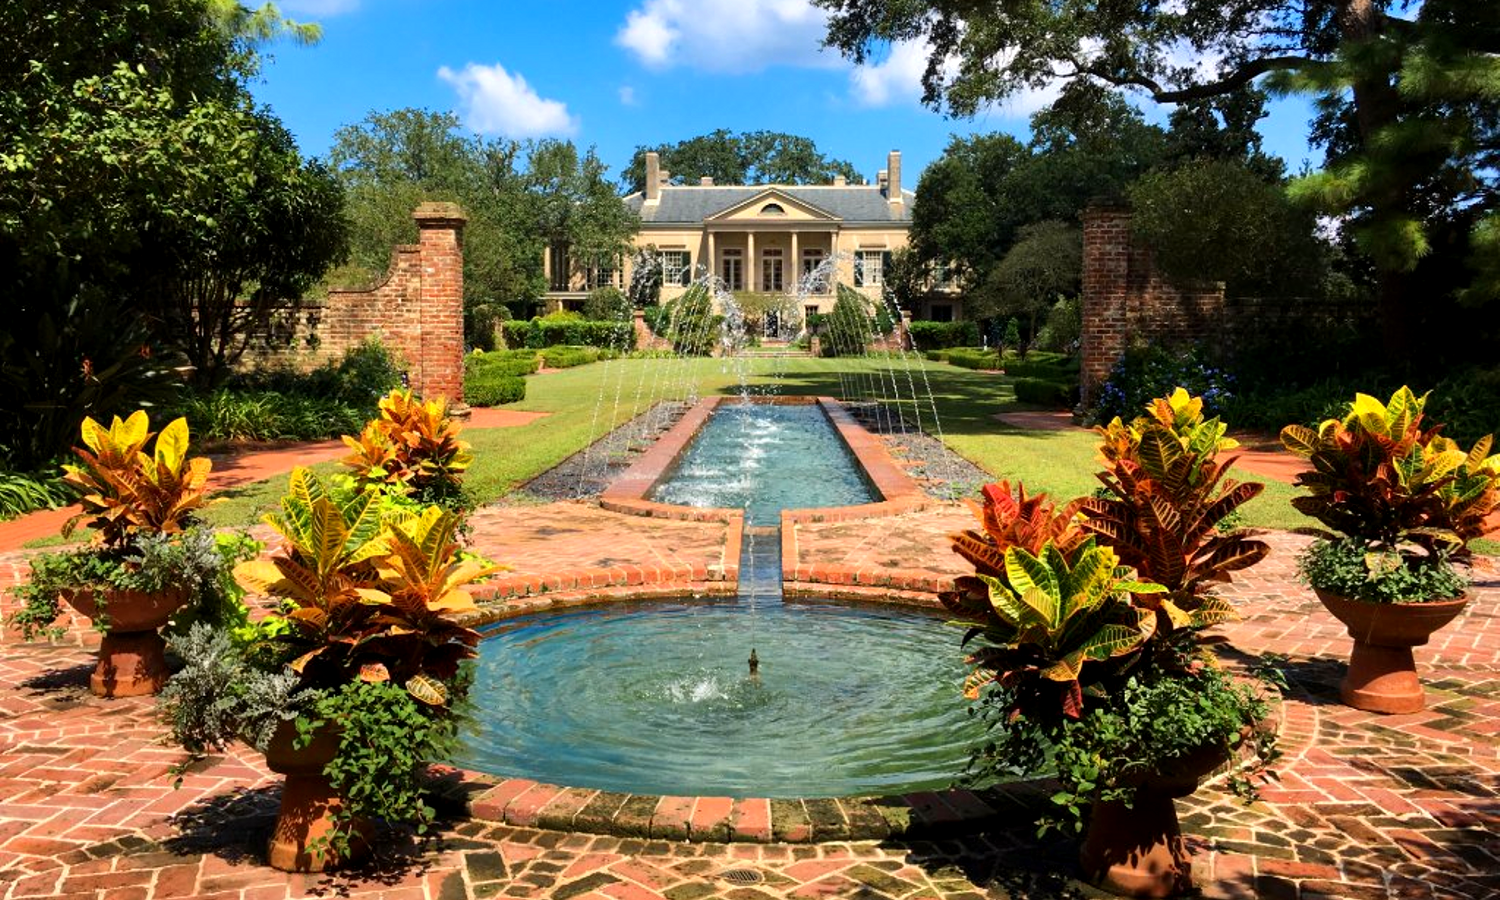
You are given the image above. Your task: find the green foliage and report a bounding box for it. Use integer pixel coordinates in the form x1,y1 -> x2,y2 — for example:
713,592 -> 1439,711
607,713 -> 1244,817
653,284 -> 720,357
907,321 -> 979,351
1089,343 -> 1236,425
177,390 -> 368,442
465,373 -> 526,407
620,129 -> 863,193
465,351 -> 540,378
1082,389 -> 1269,633
1128,161 -> 1325,297
10,526 -> 252,641
1013,378 -> 1075,408
341,390 -> 472,508
1032,660 -> 1278,835
1298,538 -> 1466,604
307,677 -> 469,844
329,111 -> 638,345
968,222 -> 1081,338
1280,386 -> 1500,555
1034,296 -> 1082,354
540,346 -> 609,369
234,339 -> 404,409
819,285 -> 874,357
500,318 -> 635,351
160,621 -> 318,755
0,470 -> 70,521
582,287 -> 630,322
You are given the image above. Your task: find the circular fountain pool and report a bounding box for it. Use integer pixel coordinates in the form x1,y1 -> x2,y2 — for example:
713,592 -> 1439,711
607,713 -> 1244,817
460,598 -> 982,798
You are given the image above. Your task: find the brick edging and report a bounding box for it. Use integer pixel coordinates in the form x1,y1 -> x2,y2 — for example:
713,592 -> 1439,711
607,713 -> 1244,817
465,775 -> 1056,844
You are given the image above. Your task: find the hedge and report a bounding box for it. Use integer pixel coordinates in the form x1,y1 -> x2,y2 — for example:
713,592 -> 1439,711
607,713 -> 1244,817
541,345 -> 615,368
466,351 -> 540,378
466,371 -> 526,406
1013,377 -> 1078,408
907,320 -> 979,350
501,318 -> 636,351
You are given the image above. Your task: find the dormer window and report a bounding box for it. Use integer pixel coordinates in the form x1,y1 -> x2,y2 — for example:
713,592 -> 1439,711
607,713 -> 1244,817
759,203 -> 786,215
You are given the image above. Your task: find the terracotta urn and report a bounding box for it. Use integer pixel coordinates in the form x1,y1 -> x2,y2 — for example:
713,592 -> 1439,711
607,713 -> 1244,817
59,586 -> 189,697
1079,741 -> 1230,898
1315,589 -> 1469,714
263,720 -> 368,872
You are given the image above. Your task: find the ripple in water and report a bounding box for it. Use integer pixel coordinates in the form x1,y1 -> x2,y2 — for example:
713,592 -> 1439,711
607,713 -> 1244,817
460,600 -> 982,798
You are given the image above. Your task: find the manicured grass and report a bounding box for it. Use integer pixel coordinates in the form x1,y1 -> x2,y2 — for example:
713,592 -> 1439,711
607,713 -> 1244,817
193,354 -> 1313,535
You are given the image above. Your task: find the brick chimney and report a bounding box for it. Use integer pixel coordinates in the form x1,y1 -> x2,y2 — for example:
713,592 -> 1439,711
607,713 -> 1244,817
833,174 -> 846,186
877,169 -> 888,194
887,150 -> 903,211
700,175 -> 714,186
645,152 -> 661,203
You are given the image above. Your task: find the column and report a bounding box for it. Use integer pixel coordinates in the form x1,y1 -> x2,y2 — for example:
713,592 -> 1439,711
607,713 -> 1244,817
790,230 -> 799,292
746,230 -> 756,292
707,231 -> 716,282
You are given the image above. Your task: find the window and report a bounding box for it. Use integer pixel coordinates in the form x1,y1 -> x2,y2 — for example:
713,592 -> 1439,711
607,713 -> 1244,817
801,249 -> 828,293
587,257 -> 618,290
854,250 -> 885,287
760,203 -> 787,215
761,248 -> 784,292
932,261 -> 958,289
660,250 -> 692,287
929,303 -> 954,323
548,243 -> 571,291
721,249 -> 744,291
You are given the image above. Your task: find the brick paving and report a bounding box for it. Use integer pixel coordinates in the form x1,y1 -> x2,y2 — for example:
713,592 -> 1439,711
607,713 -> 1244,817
2,410 -> 1500,897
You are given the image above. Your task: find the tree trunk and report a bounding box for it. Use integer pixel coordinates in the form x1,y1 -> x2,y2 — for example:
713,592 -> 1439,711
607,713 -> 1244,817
1340,0 -> 1412,359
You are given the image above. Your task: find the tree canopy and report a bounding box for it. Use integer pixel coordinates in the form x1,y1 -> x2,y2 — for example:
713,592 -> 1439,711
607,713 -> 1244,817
1,0 -> 343,467
814,0 -> 1500,357
328,110 -> 638,343
621,130 -> 864,193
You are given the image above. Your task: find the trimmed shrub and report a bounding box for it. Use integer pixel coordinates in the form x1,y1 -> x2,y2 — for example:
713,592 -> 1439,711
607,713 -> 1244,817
582,287 -> 630,322
908,320 -> 979,350
1013,377 -> 1078,407
466,372 -> 526,406
944,348 -> 1003,370
501,318 -> 635,351
541,346 -> 603,368
465,351 -> 540,378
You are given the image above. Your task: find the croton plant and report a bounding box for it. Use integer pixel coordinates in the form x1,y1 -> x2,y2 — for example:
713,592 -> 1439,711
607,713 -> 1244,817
341,389 -> 472,508
941,391 -> 1278,834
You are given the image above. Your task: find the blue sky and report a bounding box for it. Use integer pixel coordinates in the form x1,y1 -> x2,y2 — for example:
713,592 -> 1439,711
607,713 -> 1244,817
251,0 -> 1321,187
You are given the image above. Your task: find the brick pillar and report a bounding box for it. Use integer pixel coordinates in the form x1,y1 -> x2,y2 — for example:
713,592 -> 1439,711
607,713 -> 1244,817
1080,202 -> 1132,409
413,202 -> 466,405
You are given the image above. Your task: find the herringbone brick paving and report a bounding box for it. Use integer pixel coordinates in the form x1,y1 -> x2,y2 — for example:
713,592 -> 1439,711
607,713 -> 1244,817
1,508 -> 1497,897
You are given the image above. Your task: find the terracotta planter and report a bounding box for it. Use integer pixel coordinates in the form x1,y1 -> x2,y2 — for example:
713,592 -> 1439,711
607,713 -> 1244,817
1315,589 -> 1469,714
1080,741 -> 1229,898
59,586 -> 189,697
263,720 -> 369,872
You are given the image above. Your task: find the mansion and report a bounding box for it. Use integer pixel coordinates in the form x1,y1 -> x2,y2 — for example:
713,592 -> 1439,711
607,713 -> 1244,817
544,150 -> 959,322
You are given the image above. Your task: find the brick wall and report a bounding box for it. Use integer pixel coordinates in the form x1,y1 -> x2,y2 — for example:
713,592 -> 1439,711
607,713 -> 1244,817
1079,203 -> 1225,407
242,202 -> 467,404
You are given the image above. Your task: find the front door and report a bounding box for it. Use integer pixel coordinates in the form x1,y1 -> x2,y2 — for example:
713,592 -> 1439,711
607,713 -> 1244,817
721,250 -> 743,290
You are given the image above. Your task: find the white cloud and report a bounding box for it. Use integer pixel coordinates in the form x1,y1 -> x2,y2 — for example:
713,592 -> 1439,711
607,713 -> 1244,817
619,85 -> 639,106
850,40 -> 1058,117
278,0 -> 361,16
437,62 -> 579,139
616,0 -> 838,74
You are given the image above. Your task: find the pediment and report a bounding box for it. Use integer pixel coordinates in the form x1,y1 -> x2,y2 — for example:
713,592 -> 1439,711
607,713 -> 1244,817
704,189 -> 841,223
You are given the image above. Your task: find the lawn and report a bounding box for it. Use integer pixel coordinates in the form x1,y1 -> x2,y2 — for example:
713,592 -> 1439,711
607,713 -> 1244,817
196,354 -> 1318,535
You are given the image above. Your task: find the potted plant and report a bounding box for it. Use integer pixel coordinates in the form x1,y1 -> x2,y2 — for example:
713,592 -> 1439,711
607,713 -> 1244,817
1280,386 -> 1499,713
7,412 -> 247,697
158,467 -> 497,872
943,390 -> 1278,898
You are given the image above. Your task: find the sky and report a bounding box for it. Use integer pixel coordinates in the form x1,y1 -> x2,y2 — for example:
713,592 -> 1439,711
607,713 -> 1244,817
249,0 -> 1323,188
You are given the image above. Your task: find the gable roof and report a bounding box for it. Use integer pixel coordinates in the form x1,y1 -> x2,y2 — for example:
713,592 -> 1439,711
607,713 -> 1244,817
702,187 -> 841,222
626,185 -> 914,225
